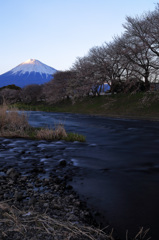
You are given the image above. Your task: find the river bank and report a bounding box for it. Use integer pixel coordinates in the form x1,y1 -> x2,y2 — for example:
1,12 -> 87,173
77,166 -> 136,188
0,137 -> 112,240
0,110 -> 156,239
0,130 -> 152,240
0,105 -> 85,142
13,92 -> 159,121
0,166 -> 102,240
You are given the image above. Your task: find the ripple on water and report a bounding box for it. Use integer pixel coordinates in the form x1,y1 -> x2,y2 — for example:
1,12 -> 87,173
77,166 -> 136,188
89,143 -> 97,147
40,158 -> 48,163
71,158 -> 79,166
4,156 -> 17,161
65,147 -> 76,151
0,152 -> 18,158
37,143 -> 48,148
55,141 -> 64,145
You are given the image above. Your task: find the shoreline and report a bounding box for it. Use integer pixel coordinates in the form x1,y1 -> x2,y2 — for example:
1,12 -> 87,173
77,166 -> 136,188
0,161 -> 111,240
52,110 -> 159,122
12,104 -> 159,123
0,150 -> 151,240
0,134 -> 153,240
12,92 -> 159,122
11,105 -> 159,122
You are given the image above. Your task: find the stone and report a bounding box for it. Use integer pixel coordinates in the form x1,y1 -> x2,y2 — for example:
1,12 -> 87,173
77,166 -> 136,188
43,203 -> 49,208
68,214 -> 79,222
27,183 -> 33,188
21,176 -> 28,182
74,201 -> 81,207
3,193 -> 9,199
6,168 -> 19,180
58,159 -> 67,167
29,197 -> 36,205
14,191 -> 23,201
6,168 -> 15,175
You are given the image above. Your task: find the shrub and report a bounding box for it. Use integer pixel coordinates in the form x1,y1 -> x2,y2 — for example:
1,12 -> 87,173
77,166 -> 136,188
0,105 -> 30,137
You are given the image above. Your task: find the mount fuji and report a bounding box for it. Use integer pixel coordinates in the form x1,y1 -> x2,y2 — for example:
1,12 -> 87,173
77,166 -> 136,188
0,59 -> 57,88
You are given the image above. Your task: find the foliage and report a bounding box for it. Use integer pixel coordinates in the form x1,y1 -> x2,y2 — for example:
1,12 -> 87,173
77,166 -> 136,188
43,70 -> 72,104
0,88 -> 21,104
113,79 -> 146,93
20,84 -> 43,104
0,84 -> 21,91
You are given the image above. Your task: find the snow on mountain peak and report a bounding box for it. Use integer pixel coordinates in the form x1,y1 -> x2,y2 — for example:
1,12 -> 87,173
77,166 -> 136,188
23,59 -> 37,64
11,59 -> 56,76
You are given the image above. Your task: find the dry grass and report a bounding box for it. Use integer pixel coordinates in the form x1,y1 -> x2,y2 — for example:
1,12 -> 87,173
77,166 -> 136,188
0,202 -> 110,240
54,124 -> 67,139
0,104 -> 30,138
36,124 -> 67,140
0,202 -> 151,240
36,128 -> 55,140
0,104 -> 85,141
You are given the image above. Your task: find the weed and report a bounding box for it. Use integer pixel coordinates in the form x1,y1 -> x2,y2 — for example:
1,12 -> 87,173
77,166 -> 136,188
64,132 -> 86,142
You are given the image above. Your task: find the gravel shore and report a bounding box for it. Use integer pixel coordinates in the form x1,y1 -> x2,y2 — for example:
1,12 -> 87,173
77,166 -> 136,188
0,160 -> 111,240
0,136 -> 153,240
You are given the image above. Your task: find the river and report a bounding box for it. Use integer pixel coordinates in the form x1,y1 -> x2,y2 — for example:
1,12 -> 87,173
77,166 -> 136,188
1,111 -> 158,239
26,111 -> 159,239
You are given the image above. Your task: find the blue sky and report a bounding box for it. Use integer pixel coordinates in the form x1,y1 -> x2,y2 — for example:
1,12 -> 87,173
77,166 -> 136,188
0,0 -> 157,74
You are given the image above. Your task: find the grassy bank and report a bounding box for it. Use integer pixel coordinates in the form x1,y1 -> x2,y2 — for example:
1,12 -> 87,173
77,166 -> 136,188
13,92 -> 159,120
0,105 -> 85,142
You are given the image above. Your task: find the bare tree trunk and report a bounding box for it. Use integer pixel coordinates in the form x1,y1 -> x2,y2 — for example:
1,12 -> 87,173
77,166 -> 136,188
144,70 -> 150,91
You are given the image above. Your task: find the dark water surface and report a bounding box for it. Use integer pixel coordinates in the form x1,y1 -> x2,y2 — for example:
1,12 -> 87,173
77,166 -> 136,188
3,111 -> 159,239
27,111 -> 159,239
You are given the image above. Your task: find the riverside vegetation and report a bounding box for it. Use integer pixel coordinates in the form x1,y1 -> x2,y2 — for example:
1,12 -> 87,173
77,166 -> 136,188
0,105 -> 85,142
13,92 -> 159,120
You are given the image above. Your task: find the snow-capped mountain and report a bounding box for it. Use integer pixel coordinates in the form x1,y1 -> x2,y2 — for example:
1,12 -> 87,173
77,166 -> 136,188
0,59 -> 57,88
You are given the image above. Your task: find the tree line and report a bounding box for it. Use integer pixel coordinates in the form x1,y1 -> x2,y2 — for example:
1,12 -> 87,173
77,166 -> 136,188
1,4 -> 159,105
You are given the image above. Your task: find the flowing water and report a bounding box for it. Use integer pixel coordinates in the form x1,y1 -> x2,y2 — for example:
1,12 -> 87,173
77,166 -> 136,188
1,111 -> 159,239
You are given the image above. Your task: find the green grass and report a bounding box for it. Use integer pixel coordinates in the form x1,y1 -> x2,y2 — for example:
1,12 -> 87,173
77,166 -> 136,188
64,132 -> 86,142
13,92 -> 159,120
